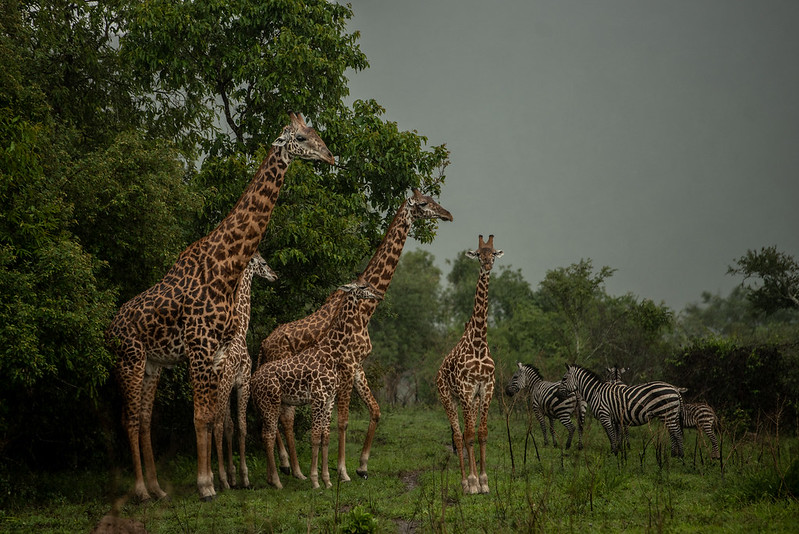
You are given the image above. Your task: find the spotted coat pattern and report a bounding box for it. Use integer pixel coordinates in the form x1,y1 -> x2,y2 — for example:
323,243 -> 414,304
256,189 -> 452,481
436,234 -> 503,495
213,252 -> 277,490
105,113 -> 333,502
250,281 -> 382,490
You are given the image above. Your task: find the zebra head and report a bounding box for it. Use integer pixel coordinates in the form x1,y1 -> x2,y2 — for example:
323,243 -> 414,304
505,362 -> 530,396
557,363 -> 578,399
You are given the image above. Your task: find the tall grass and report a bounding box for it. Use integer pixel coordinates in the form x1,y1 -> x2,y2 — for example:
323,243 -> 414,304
1,404 -> 797,533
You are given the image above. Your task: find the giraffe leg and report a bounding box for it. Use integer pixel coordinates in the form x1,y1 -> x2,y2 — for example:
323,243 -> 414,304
116,352 -> 152,502
236,382 -> 251,488
477,385 -> 493,494
320,396 -> 336,489
260,406 -> 283,489
353,366 -> 380,479
437,380 -> 468,493
187,352 -> 219,501
309,401 -> 324,490
462,397 -> 480,495
278,406 -> 306,479
335,370 -> 356,482
139,366 -> 168,500
213,370 -> 235,490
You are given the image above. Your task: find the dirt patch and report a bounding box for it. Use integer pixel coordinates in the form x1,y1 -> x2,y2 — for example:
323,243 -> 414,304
394,518 -> 422,533
399,469 -> 422,491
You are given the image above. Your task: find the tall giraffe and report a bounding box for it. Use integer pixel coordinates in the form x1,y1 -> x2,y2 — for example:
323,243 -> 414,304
436,234 -> 503,495
250,279 -> 383,490
105,113 -> 333,502
213,252 -> 277,490
257,188 -> 453,481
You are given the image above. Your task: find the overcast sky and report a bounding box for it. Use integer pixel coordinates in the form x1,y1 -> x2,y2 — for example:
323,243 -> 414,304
344,0 -> 799,312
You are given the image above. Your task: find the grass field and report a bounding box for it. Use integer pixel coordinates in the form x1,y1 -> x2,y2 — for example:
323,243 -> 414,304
1,403 -> 797,533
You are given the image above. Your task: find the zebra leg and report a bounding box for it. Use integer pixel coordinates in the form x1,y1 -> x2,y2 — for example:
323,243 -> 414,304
547,416 -> 559,448
533,407 -> 549,446
703,422 -> 720,459
600,416 -> 618,454
559,414 -> 576,450
667,415 -> 685,458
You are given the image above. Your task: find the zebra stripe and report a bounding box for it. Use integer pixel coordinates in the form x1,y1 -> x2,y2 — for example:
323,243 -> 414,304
559,364 -> 685,457
506,362 -> 586,450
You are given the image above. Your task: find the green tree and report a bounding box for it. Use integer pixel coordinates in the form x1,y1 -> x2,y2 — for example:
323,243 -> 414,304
368,250 -> 445,405
537,259 -> 616,362
729,246 -> 799,314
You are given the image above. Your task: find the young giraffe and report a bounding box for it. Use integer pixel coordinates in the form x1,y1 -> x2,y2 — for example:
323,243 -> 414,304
436,234 -> 503,495
105,113 -> 334,502
250,279 -> 383,490
213,252 -> 277,490
257,188 -> 452,481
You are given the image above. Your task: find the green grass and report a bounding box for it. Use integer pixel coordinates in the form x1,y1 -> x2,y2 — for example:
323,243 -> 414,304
2,405 -> 797,533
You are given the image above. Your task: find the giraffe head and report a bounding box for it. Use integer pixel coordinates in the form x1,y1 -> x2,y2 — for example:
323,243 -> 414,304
465,234 -> 504,273
250,251 -> 278,282
407,188 -> 454,222
338,278 -> 384,302
272,112 -> 335,165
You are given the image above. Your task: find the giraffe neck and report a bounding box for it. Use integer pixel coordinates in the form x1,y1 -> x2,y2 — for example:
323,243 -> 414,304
358,199 -> 413,319
233,266 -> 256,338
466,269 -> 491,338
202,146 -> 290,288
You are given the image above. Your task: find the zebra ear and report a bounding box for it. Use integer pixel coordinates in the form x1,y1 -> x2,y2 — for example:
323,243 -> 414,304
517,361 -> 523,369
564,363 -> 570,370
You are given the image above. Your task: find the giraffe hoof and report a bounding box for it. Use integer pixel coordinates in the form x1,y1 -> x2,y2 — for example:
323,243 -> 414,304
356,469 -> 368,480
200,495 -> 216,503
279,466 -> 291,476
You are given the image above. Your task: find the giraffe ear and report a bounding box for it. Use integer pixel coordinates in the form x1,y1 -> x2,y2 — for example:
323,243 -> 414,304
465,249 -> 479,259
493,250 -> 505,259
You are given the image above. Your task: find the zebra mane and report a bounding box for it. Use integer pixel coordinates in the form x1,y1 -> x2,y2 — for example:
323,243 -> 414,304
569,364 -> 604,384
522,363 -> 543,379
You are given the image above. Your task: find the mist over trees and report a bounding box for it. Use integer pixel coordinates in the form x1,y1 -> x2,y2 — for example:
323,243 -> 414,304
1,0 -> 796,476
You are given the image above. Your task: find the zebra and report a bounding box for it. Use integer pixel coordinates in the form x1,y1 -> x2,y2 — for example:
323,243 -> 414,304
605,367 -> 720,460
558,364 -> 685,457
680,398 -> 721,460
505,362 -> 586,449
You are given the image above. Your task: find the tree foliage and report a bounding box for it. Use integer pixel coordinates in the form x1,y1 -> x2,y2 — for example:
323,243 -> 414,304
729,246 -> 799,314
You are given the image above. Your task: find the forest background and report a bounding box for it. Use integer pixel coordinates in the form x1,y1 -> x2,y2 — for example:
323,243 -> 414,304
1,0 -> 797,498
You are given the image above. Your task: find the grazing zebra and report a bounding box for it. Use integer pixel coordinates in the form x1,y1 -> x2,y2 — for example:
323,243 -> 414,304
558,364 -> 685,457
605,366 -> 720,460
505,362 -> 587,450
680,401 -> 720,459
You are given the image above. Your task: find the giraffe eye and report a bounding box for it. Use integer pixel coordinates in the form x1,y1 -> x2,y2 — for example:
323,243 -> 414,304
296,135 -> 307,142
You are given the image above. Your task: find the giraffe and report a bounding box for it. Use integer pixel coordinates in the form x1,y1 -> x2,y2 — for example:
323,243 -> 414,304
436,234 -> 503,495
256,188 -> 453,481
105,112 -> 334,502
250,279 -> 383,490
213,251 -> 277,490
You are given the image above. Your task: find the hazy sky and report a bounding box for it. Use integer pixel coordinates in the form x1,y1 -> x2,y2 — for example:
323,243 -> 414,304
345,0 -> 799,311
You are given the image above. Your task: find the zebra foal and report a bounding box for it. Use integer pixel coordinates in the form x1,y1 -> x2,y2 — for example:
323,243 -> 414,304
559,364 -> 685,457
505,362 -> 586,450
